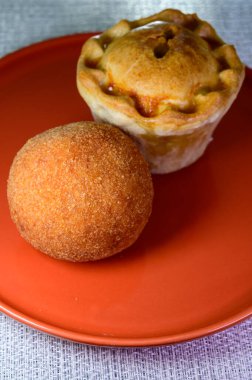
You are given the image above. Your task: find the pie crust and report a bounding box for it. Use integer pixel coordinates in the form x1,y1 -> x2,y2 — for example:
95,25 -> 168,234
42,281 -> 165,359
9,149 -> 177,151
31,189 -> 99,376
77,9 -> 245,173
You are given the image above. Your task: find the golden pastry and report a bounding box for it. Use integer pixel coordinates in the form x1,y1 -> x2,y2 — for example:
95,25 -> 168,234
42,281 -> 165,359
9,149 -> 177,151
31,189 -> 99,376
7,121 -> 153,262
77,9 -> 245,173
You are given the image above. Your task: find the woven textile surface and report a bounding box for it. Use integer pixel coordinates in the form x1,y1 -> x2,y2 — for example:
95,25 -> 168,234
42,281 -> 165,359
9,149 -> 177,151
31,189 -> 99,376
0,1 -> 252,379
1,315 -> 252,380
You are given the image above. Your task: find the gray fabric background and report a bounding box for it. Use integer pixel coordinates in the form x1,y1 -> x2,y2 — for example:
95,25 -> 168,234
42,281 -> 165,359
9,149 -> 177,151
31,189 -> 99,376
0,0 -> 252,66
0,1 -> 252,379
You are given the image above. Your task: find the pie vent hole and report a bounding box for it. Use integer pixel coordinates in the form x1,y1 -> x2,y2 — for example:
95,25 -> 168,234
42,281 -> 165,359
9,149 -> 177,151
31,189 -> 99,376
164,29 -> 175,41
154,43 -> 169,59
154,30 -> 175,59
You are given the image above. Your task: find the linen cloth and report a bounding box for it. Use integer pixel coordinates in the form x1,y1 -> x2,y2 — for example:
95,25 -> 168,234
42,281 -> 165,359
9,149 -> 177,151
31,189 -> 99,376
0,1 -> 252,379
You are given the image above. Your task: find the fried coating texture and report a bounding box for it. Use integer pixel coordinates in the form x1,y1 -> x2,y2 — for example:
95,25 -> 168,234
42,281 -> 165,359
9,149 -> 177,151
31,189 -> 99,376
7,121 -> 153,261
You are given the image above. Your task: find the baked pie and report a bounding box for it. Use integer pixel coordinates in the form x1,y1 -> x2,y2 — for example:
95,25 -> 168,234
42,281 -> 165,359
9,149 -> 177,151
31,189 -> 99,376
77,9 -> 245,173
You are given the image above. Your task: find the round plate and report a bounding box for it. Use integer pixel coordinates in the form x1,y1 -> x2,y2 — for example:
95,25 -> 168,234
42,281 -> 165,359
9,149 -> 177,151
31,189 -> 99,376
0,34 -> 252,347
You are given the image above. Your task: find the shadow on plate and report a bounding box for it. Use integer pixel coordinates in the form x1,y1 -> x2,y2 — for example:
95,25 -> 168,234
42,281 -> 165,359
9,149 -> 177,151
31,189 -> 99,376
93,154 -> 216,267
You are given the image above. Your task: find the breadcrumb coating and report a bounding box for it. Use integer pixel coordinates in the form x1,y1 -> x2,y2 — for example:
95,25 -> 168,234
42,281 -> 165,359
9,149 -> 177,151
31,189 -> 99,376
7,121 -> 153,261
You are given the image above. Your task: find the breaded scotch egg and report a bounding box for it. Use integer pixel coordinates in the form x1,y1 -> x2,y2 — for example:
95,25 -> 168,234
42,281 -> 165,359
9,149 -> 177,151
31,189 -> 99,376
7,121 -> 153,261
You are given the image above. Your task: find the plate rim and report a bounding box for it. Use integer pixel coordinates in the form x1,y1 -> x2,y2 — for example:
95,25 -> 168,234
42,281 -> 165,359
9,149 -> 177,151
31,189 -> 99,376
0,34 -> 251,347
1,300 -> 252,347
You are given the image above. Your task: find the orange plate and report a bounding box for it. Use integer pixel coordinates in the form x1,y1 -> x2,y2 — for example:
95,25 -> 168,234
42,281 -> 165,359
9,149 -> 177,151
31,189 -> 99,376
0,34 -> 252,347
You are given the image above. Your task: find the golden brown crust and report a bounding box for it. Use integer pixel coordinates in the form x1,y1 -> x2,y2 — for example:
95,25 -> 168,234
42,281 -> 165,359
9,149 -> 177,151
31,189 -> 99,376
7,121 -> 153,261
77,9 -> 245,132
